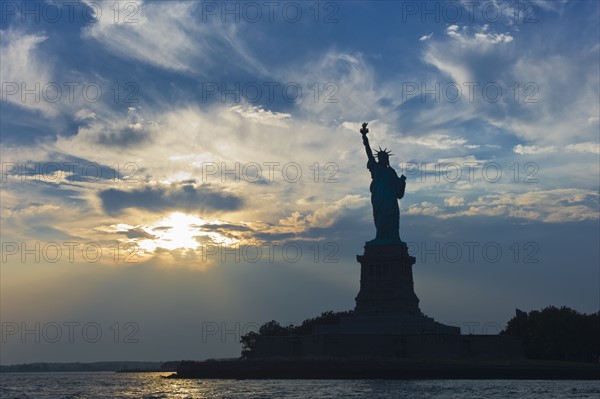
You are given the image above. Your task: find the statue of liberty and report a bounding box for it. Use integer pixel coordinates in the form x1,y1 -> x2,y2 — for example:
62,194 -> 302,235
360,122 -> 406,245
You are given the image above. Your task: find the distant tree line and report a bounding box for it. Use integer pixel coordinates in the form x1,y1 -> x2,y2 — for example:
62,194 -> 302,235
0,361 -> 169,373
241,310 -> 354,358
501,306 -> 599,363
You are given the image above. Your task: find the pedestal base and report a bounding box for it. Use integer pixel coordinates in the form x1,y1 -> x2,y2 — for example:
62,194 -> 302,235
355,242 -> 421,316
313,314 -> 460,335
313,241 -> 459,336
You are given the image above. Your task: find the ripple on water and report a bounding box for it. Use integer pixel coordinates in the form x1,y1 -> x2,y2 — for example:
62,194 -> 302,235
0,373 -> 599,399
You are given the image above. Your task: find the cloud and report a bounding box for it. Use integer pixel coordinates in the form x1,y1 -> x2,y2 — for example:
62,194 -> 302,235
2,98 -> 378,253
420,16 -> 599,159
399,134 -> 467,150
406,201 -> 442,216
116,227 -> 157,239
419,33 -> 433,41
1,153 -> 125,184
513,144 -> 556,155
199,222 -> 253,233
444,196 -> 465,207
446,189 -> 599,223
565,142 -> 600,155
1,4 -> 597,268
514,142 -> 599,155
230,105 -> 292,127
305,195 -> 368,228
473,26 -> 514,45
90,107 -> 154,147
279,211 -> 306,229
98,182 -> 244,216
525,0 -> 569,12
210,195 -> 372,244
0,29 -> 55,116
193,221 -> 255,242
82,0 -> 267,76
424,24 -> 514,85
289,51 -> 399,122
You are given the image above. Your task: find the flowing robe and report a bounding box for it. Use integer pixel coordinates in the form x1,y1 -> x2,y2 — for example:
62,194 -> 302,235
367,158 -> 405,243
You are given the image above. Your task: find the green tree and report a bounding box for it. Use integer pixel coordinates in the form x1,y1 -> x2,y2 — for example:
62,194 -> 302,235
240,310 -> 354,358
502,306 -> 600,363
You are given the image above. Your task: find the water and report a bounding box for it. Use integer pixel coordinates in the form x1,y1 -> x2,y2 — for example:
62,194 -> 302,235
0,372 -> 598,398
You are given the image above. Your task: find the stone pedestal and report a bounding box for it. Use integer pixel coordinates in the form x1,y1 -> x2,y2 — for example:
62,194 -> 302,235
355,242 -> 421,316
313,241 -> 460,336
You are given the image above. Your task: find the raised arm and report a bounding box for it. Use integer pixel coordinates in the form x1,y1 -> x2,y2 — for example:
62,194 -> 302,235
360,122 -> 375,163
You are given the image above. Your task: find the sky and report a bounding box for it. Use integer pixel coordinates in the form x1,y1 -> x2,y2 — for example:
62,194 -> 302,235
0,0 -> 598,364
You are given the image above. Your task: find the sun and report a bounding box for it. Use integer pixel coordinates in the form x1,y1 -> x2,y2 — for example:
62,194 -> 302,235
136,212 -> 239,253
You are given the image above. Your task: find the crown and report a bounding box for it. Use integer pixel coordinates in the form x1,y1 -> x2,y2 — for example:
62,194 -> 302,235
374,147 -> 393,158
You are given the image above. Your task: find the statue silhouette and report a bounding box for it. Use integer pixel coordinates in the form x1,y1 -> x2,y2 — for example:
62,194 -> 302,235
360,123 -> 406,245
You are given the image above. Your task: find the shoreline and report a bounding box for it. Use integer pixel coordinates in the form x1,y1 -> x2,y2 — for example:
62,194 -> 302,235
170,358 -> 600,380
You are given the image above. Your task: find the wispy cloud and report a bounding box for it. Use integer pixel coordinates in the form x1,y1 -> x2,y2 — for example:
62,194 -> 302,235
0,29 -> 54,116
444,189 -> 599,223
82,0 -> 267,76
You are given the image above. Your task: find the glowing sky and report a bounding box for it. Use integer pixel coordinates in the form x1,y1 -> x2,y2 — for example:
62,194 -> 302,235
1,0 -> 598,363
